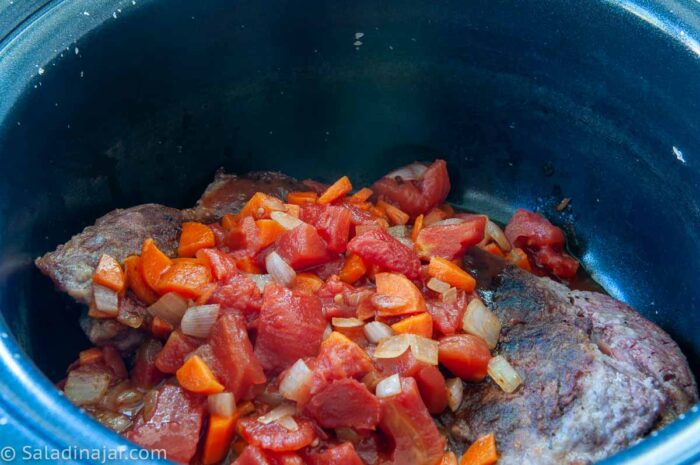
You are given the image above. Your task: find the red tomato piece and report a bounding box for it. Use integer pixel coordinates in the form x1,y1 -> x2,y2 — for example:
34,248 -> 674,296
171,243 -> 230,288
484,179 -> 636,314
346,228 -> 421,280
304,378 -> 381,430
197,248 -> 238,281
131,339 -> 166,388
505,208 -> 565,248
209,312 -> 266,400
238,416 -> 317,452
534,246 -> 579,279
341,203 -> 376,225
372,160 -> 451,218
373,347 -> 425,378
378,377 -> 446,465
414,365 -> 448,414
154,330 -> 201,374
438,334 -> 492,382
415,216 -> 486,260
254,284 -> 326,374
232,445 -> 274,465
268,451 -> 305,465
303,443 -> 365,465
424,291 -> 471,337
306,257 -> 345,280
302,205 -> 352,253
125,384 -> 205,464
101,345 -> 128,380
207,273 -> 263,323
276,223 -> 332,269
228,216 -> 262,254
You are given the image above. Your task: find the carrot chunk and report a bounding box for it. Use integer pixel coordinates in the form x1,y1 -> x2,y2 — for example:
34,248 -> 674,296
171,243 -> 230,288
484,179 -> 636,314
141,239 -> 173,291
459,433 -> 498,465
428,257 -> 476,292
377,200 -> 410,226
391,312 -> 433,338
157,261 -> 212,298
482,242 -> 505,258
293,272 -> 324,294
411,214 -> 424,242
124,256 -> 159,305
287,191 -> 318,205
256,219 -> 287,249
318,176 -> 353,204
339,254 -> 367,284
236,192 -> 285,220
176,355 -> 225,395
93,254 -> 125,292
374,272 -> 426,316
178,222 -> 216,257
349,187 -> 373,203
79,347 -> 103,366
221,213 -> 237,231
507,247 -> 532,272
202,413 -> 239,465
236,257 -> 263,274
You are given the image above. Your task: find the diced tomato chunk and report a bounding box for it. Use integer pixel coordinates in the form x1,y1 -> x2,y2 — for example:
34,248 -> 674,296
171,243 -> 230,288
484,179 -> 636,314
415,216 -> 486,260
155,330 -> 201,374
197,248 -> 238,281
347,229 -> 421,280
372,160 -> 451,218
301,205 -> 352,253
415,365 -> 448,414
304,378 -> 381,430
238,416 -> 317,452
254,284 -> 326,374
425,291 -> 471,336
125,384 -> 205,464
378,377 -> 446,465
306,257 -> 345,280
303,443 -> 365,465
438,334 -> 492,382
228,216 -> 262,254
209,312 -> 266,400
276,223 -> 332,270
207,273 -> 263,323
131,339 -> 166,388
233,445 -> 274,465
374,347 -> 426,378
534,246 -> 579,279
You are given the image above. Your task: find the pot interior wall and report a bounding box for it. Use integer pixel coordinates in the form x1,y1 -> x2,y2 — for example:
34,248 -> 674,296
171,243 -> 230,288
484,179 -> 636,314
0,0 -> 698,381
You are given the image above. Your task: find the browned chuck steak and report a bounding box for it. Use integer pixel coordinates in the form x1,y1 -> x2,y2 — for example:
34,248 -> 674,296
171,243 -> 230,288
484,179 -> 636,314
440,250 -> 698,465
35,170 -> 305,350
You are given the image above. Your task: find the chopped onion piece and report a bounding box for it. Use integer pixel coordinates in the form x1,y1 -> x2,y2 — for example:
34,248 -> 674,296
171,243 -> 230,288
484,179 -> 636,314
94,410 -> 132,433
266,251 -> 296,287
408,334 -> 439,365
93,284 -> 119,315
385,162 -> 428,181
277,415 -> 299,431
441,286 -> 458,304
181,304 -> 220,338
263,195 -> 286,212
432,218 -> 466,226
332,317 -> 365,328
486,220 -> 511,252
270,211 -> 303,230
376,374 -> 402,398
397,237 -> 415,249
374,334 -> 411,359
446,378 -> 464,412
427,277 -> 451,294
371,294 -> 409,310
345,289 -> 373,307
279,359 -> 313,402
258,403 -> 297,424
488,355 -> 522,393
248,273 -> 272,292
322,324 -> 333,341
147,292 -> 189,326
387,225 -> 408,239
462,299 -> 501,349
208,392 -> 235,417
364,321 -> 395,344
64,370 -> 111,406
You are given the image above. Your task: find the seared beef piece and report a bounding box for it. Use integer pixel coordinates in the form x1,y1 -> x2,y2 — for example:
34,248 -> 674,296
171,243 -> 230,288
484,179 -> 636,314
35,171 -> 305,349
440,250 -> 698,465
186,169 -> 307,223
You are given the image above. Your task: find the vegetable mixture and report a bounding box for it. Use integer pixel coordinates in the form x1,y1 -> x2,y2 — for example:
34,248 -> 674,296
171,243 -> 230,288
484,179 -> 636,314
59,160 -> 580,465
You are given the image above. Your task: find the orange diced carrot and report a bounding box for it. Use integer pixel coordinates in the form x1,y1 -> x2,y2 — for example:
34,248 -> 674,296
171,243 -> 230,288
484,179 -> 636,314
428,257 -> 476,292
423,207 -> 448,226
459,433 -> 498,465
391,312 -> 433,338
285,203 -> 301,218
156,261 -> 212,298
79,347 -> 103,366
221,213 -> 237,231
287,191 -> 318,205
339,254 -> 367,284
482,242 -> 505,258
178,222 -> 216,257
293,272 -> 324,294
507,248 -> 531,272
176,355 -> 225,395
202,414 -> 239,465
349,187 -> 373,203
411,214 -> 424,242
93,254 -> 125,292
256,219 -> 287,249
236,257 -> 263,274
377,200 -> 410,226
440,203 -> 455,217
141,239 -> 173,291
124,256 -> 160,305
369,206 -> 388,219
374,272 -> 426,316
318,176 -> 353,204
